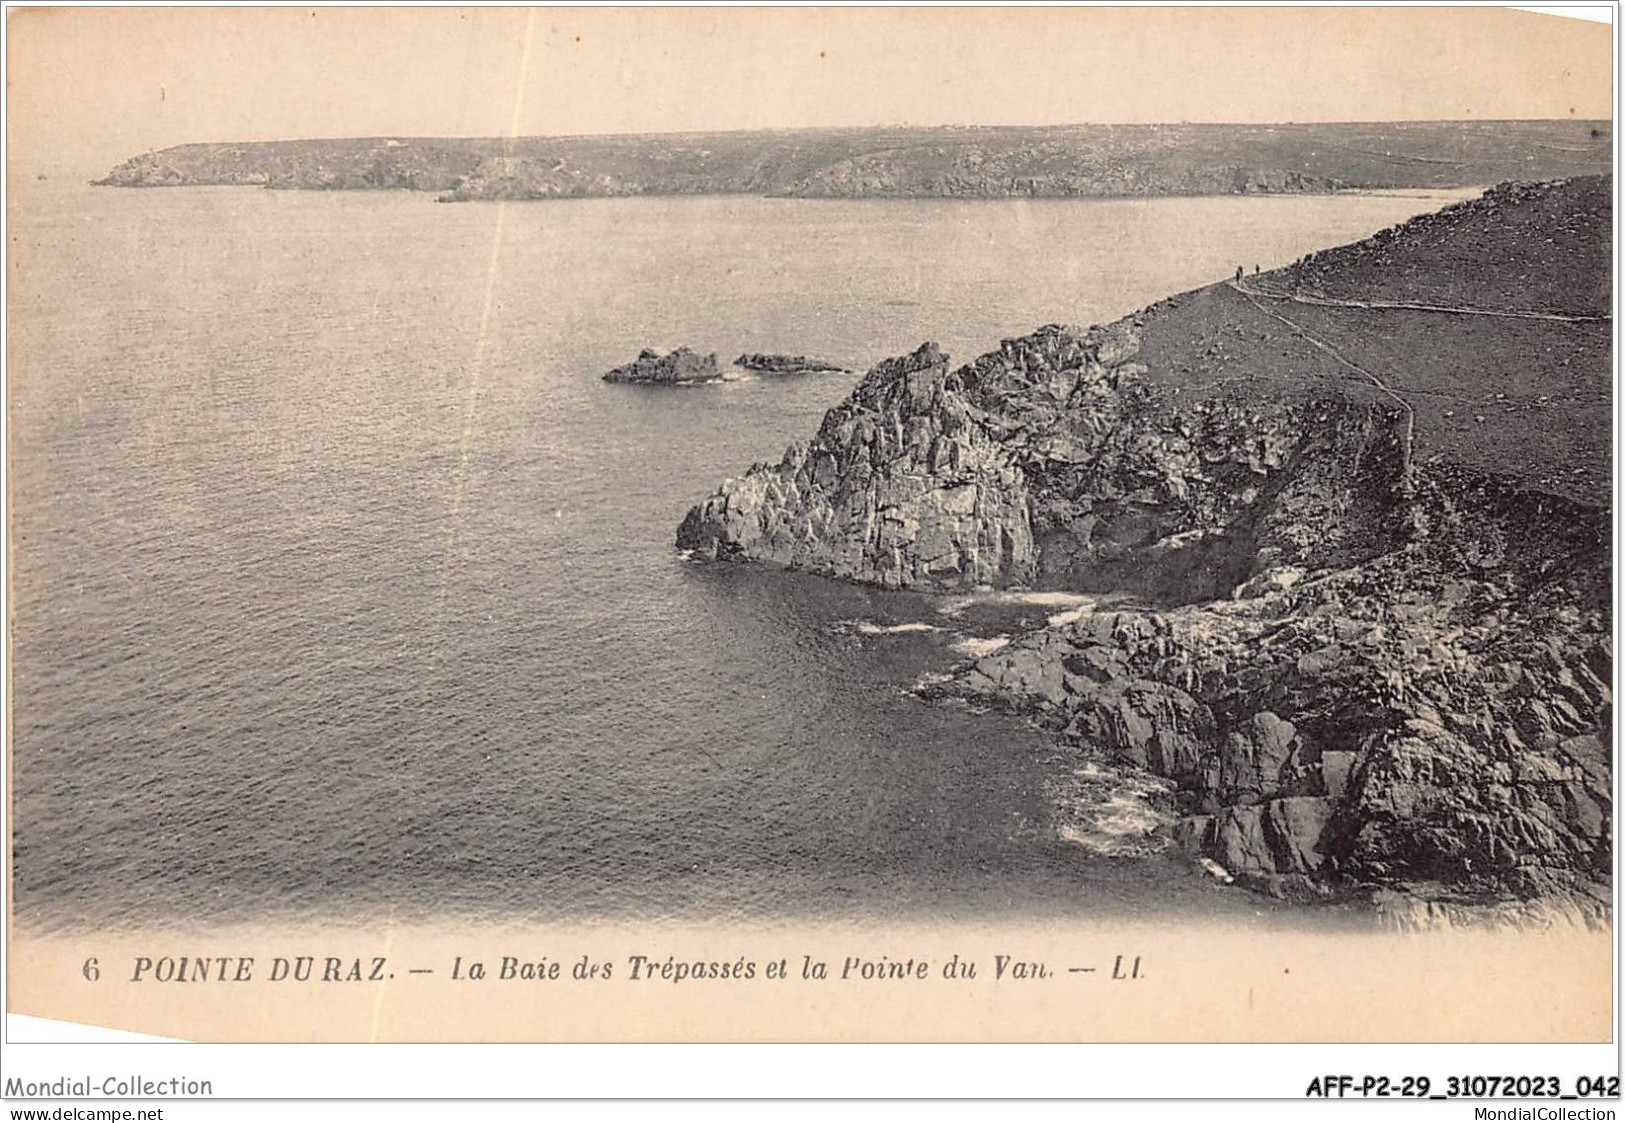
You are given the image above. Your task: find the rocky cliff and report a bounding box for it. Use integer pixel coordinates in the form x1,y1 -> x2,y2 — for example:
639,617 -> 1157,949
677,176 -> 1613,920
96,122 -> 1612,202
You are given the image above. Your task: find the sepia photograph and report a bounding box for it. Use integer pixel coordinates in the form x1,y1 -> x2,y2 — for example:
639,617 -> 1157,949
1,1 -> 1617,1079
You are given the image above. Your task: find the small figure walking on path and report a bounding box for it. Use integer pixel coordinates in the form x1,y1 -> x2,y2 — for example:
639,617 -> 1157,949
1254,263 -> 1260,274
1235,265 -> 1243,282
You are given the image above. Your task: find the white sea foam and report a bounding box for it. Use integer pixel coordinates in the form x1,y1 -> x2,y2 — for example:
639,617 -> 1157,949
1057,822 -> 1174,858
834,619 -> 943,636
1051,759 -> 1176,857
1199,857 -> 1236,884
937,589 -> 1097,619
1092,795 -> 1168,838
950,635 -> 1011,657
1000,591 -> 1097,608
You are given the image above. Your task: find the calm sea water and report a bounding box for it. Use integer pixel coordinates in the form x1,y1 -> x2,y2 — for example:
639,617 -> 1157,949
9,181 -> 1467,932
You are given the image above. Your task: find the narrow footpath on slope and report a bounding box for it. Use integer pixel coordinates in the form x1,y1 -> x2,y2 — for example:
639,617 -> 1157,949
1231,278 -> 1609,324
1225,279 -> 1416,483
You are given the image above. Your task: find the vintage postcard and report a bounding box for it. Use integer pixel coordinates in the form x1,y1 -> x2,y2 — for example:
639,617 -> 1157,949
2,3 -> 1615,1071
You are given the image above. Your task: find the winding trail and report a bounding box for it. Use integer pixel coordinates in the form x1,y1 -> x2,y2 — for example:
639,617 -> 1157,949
1232,278 -> 1609,324
1225,280 -> 1416,485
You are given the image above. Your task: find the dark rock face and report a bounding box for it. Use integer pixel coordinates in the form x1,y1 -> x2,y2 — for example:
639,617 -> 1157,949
602,347 -> 721,385
734,354 -> 846,374
678,323 -> 1408,596
678,341 -> 1036,587
925,491 -> 1610,910
676,179 -> 1614,919
682,322 -> 1612,910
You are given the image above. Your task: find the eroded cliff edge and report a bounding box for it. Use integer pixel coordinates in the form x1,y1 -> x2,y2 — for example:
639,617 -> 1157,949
677,177 -> 1613,923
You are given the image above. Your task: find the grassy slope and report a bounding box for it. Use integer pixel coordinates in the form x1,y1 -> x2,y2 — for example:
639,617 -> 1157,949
1134,176 -> 1612,507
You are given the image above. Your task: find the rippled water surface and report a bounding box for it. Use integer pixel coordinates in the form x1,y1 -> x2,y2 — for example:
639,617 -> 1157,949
9,181 -> 1467,931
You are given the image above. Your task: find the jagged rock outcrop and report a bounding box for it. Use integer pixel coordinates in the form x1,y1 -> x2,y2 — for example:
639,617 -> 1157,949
602,347 -> 721,385
677,177 -> 1613,918
678,321 -> 1411,596
679,342 -> 1037,587
924,477 -> 1610,911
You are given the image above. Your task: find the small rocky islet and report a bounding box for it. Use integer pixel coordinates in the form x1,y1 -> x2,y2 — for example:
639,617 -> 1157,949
603,349 -> 849,385
601,347 -> 721,385
734,354 -> 847,375
676,175 -> 1614,926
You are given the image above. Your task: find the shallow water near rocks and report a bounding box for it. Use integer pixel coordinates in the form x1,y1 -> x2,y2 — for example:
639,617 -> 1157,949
8,180 -> 1471,932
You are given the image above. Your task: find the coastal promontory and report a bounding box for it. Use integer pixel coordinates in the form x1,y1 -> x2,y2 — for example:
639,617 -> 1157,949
677,176 -> 1613,922
94,121 -> 1611,202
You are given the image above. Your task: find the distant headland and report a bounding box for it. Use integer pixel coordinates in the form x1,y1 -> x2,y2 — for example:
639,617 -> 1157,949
93,121 -> 1611,201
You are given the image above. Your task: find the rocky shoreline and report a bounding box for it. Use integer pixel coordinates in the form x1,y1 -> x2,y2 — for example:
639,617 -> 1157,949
676,177 -> 1613,923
